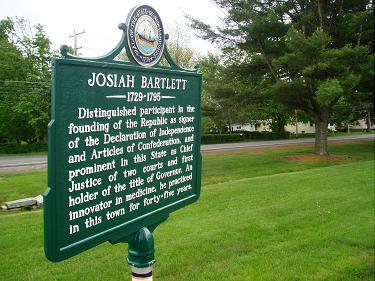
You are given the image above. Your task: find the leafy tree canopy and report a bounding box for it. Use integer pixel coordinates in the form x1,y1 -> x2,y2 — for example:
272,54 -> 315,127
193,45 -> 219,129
190,0 -> 374,154
0,17 -> 52,143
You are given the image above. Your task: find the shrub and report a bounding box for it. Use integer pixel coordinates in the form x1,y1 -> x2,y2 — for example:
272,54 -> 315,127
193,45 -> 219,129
201,133 -> 246,144
0,142 -> 47,154
237,131 -> 291,140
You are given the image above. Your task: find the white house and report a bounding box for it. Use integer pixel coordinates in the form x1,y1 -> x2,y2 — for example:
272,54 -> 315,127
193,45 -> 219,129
351,119 -> 375,130
231,121 -> 315,134
230,121 -> 270,132
284,122 -> 316,134
230,118 -> 373,134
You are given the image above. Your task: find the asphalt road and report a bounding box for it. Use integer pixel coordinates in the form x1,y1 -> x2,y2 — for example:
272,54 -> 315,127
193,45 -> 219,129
0,155 -> 48,168
200,134 -> 375,152
0,134 -> 373,168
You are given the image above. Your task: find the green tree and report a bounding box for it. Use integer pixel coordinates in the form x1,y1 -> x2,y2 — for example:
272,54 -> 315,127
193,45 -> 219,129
189,0 -> 374,154
199,52 -> 291,133
271,28 -> 369,152
0,17 -> 52,143
199,54 -> 248,132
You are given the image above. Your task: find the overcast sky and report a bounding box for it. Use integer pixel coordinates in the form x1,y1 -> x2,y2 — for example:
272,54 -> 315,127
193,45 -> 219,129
0,0 -> 224,57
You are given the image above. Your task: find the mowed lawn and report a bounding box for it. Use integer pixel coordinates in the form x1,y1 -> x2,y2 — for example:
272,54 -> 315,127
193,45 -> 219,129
0,141 -> 374,203
0,141 -> 373,281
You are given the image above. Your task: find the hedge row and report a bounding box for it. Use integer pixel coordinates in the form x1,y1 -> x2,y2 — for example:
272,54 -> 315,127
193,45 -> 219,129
201,131 -> 292,144
201,133 -> 246,144
0,142 -> 48,154
238,131 -> 292,140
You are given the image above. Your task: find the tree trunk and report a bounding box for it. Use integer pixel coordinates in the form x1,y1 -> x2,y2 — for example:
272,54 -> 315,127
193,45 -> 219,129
269,112 -> 287,133
314,109 -> 329,155
317,0 -> 324,28
366,110 -> 371,132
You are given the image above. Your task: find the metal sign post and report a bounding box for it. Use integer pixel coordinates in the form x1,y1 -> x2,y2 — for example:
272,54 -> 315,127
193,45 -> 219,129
44,5 -> 201,280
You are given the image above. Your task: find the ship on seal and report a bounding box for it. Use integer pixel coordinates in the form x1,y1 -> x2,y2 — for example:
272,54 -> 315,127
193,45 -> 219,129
137,28 -> 157,47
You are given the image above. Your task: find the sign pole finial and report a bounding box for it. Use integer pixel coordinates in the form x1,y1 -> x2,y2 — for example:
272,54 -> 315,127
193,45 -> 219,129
128,227 -> 155,280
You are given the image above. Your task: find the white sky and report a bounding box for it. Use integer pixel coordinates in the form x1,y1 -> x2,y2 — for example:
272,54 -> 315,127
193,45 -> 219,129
0,0 -> 224,57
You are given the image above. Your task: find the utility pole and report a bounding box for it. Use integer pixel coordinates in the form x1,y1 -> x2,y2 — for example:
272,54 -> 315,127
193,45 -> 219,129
176,28 -> 180,65
295,109 -> 299,139
69,29 -> 85,55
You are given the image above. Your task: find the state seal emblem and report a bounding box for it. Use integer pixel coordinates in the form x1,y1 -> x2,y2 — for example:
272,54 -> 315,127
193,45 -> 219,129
127,5 -> 165,67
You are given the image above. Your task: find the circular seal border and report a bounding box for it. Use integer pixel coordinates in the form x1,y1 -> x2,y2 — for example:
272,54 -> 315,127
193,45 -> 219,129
127,5 -> 165,67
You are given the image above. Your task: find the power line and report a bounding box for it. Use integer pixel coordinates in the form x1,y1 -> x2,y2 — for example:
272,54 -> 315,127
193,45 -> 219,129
0,80 -> 50,94
0,80 -> 49,84
0,91 -> 50,95
0,85 -> 49,89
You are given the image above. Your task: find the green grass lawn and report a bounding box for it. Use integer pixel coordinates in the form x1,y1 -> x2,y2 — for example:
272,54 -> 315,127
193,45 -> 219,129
0,141 -> 373,280
0,141 -> 373,203
295,130 -> 375,138
201,140 -> 374,185
0,171 -> 47,203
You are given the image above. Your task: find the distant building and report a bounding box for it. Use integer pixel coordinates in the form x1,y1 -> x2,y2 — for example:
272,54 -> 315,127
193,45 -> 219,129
230,118 -> 374,134
230,121 -> 270,132
351,119 -> 375,130
284,122 -> 315,134
230,121 -> 315,134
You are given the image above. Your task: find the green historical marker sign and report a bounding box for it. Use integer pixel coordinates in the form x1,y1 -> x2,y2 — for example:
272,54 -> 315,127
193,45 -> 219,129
44,5 -> 201,263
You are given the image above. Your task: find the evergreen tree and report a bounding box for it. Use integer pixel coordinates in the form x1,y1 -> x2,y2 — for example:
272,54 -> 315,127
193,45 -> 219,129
190,0 -> 374,154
